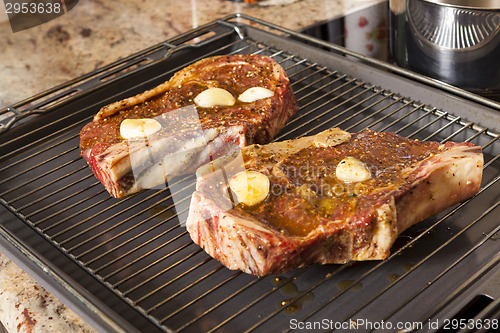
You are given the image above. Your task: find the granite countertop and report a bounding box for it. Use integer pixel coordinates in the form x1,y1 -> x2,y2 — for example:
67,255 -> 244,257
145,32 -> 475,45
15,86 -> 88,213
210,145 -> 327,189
0,0 -> 382,332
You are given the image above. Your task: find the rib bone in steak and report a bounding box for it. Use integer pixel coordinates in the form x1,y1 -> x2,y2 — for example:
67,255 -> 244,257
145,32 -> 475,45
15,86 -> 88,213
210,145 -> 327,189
186,128 -> 483,276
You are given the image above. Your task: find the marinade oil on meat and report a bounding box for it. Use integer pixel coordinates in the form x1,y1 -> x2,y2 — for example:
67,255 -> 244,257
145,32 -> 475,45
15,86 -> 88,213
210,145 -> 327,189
187,128 -> 483,276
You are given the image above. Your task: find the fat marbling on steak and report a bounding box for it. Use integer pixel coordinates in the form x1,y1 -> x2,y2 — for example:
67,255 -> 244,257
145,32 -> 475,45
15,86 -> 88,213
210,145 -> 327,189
79,54 -> 297,198
186,128 -> 483,276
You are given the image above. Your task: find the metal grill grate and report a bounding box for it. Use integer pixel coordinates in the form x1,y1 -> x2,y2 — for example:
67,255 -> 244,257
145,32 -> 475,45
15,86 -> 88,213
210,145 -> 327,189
1,16 -> 500,333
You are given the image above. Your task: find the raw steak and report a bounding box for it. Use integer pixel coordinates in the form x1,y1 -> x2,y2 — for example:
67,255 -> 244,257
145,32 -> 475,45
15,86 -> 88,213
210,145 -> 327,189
186,128 -> 483,276
79,54 -> 297,198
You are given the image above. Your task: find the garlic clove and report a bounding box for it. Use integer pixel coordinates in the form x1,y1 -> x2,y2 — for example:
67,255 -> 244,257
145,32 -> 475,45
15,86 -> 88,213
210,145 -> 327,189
229,170 -> 270,206
336,156 -> 372,183
238,87 -> 274,103
120,118 -> 162,140
194,88 -> 235,108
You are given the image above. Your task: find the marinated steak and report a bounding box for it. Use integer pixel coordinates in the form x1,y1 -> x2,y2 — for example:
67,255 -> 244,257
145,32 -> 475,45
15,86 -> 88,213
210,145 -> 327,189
186,128 -> 483,276
79,54 -> 297,198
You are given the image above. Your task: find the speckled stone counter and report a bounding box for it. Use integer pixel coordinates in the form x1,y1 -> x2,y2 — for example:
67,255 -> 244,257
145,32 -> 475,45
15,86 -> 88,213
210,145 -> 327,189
0,0 -> 382,332
0,253 -> 95,333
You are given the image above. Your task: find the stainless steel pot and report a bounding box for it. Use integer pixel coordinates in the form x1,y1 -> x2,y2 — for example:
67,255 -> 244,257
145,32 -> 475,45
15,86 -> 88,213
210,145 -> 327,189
389,0 -> 500,98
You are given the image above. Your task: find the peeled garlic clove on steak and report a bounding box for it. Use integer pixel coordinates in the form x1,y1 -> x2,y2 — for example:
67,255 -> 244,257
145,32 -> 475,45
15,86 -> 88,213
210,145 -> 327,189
238,87 -> 274,103
194,88 -> 235,107
120,118 -> 162,139
336,156 -> 372,183
229,170 -> 270,206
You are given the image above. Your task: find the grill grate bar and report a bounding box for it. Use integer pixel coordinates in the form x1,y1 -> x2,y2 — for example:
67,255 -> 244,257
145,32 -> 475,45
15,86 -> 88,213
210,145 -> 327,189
298,84 -> 380,136
440,121 -> 474,143
223,40 -> 256,55
159,270 -> 242,323
406,112 -> 449,139
423,116 -> 461,141
206,268 -> 305,332
274,76 -> 349,135
293,71 -> 342,96
90,223 -> 191,279
10,165 -> 86,207
175,276 -> 264,331
48,190 -> 147,239
178,134 -> 481,332
23,177 -> 98,216
92,216 -> 179,274
291,68 -> 334,95
331,92 -> 394,129
485,151 -> 500,169
0,117 -> 88,161
110,232 -> 190,287
35,187 -> 107,228
1,52 -> 303,200
377,104 -> 425,132
74,196 -> 186,260
103,224 -> 188,282
28,50 -> 332,316
366,198 -> 500,331
88,52 -> 500,331
0,132 -> 78,172
0,156 -> 81,197
122,246 -> 203,297
286,61 -> 324,82
0,146 -> 79,188
482,134 -> 500,168
84,203 -> 180,267
464,126 -> 488,142
393,107 -> 437,135
66,181 -> 191,253
262,49 -> 285,59
277,78 -> 367,140
145,264 -> 228,314
482,132 -> 500,151
365,99 -> 416,130
244,264 -> 355,332
281,61 -> 318,83
345,96 -> 406,132
461,292 -> 500,332
137,256 -> 214,306
61,187 -> 171,248
302,169 -> 500,332
414,241 -> 500,330
1,37 -> 253,158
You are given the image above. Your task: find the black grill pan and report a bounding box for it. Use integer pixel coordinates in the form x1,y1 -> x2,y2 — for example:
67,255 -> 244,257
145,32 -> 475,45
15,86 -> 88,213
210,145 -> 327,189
1,14 -> 500,333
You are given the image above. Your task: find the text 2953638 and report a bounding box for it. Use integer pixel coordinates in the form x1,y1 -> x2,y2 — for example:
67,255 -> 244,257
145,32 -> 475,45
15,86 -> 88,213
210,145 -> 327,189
5,1 -> 62,15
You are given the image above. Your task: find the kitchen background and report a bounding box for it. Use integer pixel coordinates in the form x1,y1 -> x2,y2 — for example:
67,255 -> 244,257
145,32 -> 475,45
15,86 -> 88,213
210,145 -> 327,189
0,0 -> 390,110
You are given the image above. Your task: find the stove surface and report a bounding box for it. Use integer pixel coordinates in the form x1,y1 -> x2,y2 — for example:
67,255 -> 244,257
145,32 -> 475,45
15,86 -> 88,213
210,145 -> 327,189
300,0 -> 500,103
